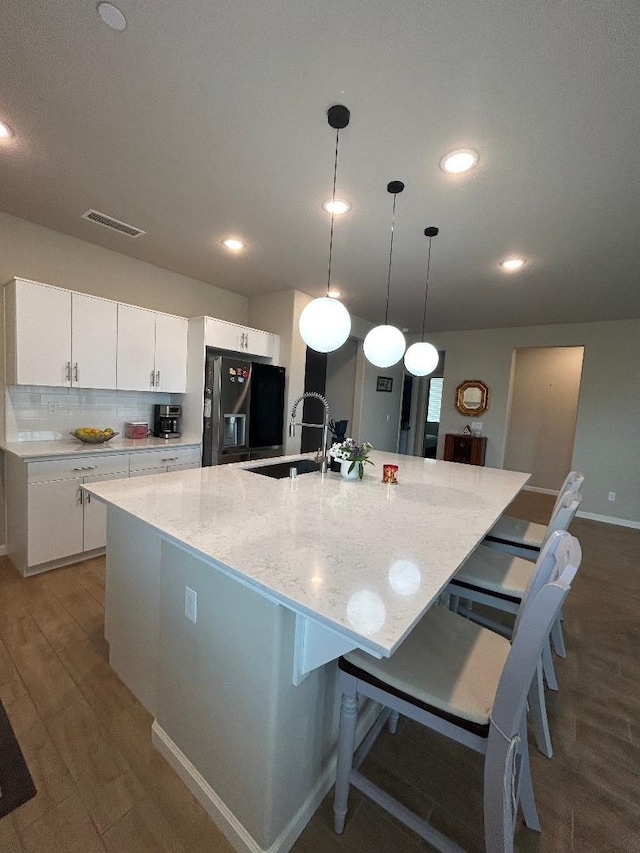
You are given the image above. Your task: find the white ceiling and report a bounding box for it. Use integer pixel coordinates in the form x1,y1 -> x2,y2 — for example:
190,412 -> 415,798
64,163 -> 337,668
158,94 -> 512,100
1,0 -> 639,333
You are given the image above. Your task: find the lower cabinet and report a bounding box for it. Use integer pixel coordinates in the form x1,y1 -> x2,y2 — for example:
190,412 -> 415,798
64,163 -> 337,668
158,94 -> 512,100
6,445 -> 200,576
128,446 -> 201,476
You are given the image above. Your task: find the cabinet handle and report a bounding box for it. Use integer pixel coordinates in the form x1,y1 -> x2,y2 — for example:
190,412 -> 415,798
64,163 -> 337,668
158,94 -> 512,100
66,361 -> 72,382
85,492 -> 91,504
150,369 -> 155,387
162,457 -> 179,462
73,362 -> 79,383
156,370 -> 160,387
72,465 -> 98,471
244,332 -> 248,349
77,487 -> 83,506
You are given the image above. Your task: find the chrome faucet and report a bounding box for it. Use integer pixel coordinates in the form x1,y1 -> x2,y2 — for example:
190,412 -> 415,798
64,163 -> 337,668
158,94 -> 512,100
289,392 -> 330,474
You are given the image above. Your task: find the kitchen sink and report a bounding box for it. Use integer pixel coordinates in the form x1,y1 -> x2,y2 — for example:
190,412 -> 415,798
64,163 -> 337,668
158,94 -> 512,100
244,459 -> 321,479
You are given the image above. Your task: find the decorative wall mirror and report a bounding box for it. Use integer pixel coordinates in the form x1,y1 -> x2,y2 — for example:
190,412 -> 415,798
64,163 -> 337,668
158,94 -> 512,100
455,379 -> 490,416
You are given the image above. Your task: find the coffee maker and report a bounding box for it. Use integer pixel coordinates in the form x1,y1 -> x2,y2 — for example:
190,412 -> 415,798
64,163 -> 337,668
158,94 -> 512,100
154,404 -> 182,438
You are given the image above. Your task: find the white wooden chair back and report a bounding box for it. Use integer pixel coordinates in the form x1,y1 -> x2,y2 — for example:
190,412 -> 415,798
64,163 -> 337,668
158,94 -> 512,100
550,471 -> 584,518
484,560 -> 578,851
542,490 -> 582,547
513,530 -> 582,636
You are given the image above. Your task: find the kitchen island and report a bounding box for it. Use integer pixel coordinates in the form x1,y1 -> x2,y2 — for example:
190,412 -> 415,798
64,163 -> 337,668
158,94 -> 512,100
84,452 -> 529,853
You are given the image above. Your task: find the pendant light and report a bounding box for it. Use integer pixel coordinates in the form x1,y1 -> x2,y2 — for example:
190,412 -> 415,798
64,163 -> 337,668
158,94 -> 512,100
404,227 -> 440,377
298,105 -> 352,353
363,182 -> 407,368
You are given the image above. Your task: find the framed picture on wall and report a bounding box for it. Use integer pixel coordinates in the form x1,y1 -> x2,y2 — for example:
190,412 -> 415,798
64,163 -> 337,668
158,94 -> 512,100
376,376 -> 393,392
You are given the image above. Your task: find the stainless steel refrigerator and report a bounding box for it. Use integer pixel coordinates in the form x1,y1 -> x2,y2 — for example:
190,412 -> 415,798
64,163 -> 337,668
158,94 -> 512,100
202,352 -> 286,466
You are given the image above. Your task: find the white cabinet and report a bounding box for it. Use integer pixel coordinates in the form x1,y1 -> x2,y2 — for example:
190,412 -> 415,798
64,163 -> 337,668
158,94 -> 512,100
27,478 -> 85,566
129,446 -> 201,475
205,317 -> 276,359
117,304 -> 188,393
7,452 -> 130,574
154,313 -> 188,392
26,471 -> 123,563
72,292 -> 118,389
4,278 -> 118,389
83,471 -> 130,551
6,445 -> 200,576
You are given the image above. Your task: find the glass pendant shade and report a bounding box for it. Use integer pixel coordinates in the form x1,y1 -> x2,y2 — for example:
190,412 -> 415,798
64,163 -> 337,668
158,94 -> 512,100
299,296 -> 351,353
404,341 -> 439,377
363,324 -> 407,368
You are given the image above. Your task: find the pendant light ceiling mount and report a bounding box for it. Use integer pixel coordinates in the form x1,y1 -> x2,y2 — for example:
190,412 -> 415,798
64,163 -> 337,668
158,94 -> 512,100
327,104 -> 350,130
298,105 -> 352,353
363,181 -> 407,369
404,226 -> 440,377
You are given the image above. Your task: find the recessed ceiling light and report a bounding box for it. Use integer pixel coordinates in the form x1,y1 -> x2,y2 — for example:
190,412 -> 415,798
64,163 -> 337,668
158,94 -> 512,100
0,120 -> 13,139
322,199 -> 351,215
327,290 -> 341,299
440,149 -> 479,174
97,2 -> 127,31
500,257 -> 525,271
222,238 -> 245,251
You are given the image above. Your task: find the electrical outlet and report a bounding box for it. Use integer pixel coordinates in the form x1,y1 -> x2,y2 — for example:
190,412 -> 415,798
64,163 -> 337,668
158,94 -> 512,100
185,586 -> 198,623
608,492 -> 616,502
47,401 -> 58,416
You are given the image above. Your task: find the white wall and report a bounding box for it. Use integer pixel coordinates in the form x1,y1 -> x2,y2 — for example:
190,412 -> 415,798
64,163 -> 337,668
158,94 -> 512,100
504,346 -> 584,491
0,211 -> 248,322
414,319 -> 640,524
358,356 -> 405,453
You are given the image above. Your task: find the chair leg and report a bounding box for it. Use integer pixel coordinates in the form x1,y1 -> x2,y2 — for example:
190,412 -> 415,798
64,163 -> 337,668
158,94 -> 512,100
551,612 -> 567,658
542,638 -> 558,691
485,715 -> 541,853
388,710 -> 400,734
528,661 -> 553,758
333,678 -> 359,834
518,719 -> 541,832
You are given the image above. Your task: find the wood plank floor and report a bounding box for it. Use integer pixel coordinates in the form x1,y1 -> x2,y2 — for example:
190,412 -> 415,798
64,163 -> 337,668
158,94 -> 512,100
0,492 -> 638,852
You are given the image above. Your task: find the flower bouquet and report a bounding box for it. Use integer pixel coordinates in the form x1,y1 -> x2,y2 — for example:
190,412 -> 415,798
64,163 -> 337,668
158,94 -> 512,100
329,438 -> 374,480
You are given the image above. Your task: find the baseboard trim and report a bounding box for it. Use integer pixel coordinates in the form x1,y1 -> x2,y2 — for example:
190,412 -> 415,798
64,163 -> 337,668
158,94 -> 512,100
151,700 -> 381,853
576,511 -> 640,530
522,485 -> 557,496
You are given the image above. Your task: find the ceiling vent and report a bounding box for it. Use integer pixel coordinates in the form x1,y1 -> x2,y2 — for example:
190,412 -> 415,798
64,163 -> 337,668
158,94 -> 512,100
81,209 -> 146,238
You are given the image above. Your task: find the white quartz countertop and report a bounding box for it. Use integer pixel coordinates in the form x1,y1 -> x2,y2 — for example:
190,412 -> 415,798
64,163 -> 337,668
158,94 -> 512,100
84,451 -> 529,657
1,436 -> 201,460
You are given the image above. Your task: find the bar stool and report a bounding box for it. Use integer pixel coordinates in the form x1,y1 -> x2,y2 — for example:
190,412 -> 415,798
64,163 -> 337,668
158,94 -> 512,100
447,528 -> 582,757
484,472 -> 584,559
333,535 -> 581,853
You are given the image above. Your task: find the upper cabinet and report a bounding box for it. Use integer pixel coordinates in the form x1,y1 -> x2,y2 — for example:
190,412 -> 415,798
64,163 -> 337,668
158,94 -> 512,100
205,317 -> 277,359
5,278 -> 117,389
72,292 -> 118,389
116,305 -> 188,393
4,277 -> 187,393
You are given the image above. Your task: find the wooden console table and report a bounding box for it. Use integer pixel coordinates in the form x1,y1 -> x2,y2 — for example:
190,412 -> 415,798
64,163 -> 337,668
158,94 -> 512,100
444,433 -> 487,466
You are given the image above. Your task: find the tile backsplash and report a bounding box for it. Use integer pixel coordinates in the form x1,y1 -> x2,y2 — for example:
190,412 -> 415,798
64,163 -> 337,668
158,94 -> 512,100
5,386 -> 182,442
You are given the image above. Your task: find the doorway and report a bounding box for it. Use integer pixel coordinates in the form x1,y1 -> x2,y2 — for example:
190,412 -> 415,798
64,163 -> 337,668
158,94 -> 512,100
404,351 -> 445,458
504,346 -> 584,491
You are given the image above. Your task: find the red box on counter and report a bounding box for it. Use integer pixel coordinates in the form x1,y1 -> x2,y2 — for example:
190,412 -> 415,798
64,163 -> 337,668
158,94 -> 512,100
125,422 -> 149,439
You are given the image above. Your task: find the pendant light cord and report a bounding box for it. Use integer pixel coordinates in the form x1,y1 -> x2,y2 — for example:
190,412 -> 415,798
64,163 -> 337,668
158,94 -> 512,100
420,237 -> 433,341
326,127 -> 340,295
385,192 -> 399,324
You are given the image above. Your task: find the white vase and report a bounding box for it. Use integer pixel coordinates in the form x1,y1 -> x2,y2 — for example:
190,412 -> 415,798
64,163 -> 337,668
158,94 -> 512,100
340,460 -> 360,480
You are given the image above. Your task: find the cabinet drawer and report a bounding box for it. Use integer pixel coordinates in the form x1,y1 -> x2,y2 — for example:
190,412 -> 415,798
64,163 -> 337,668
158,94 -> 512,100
27,453 -> 130,483
129,446 -> 200,472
